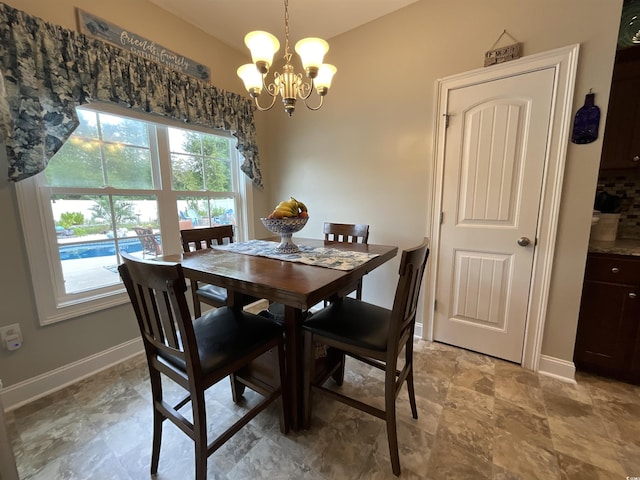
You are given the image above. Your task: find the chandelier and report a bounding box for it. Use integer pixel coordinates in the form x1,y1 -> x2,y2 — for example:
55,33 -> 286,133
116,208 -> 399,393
237,0 -> 337,116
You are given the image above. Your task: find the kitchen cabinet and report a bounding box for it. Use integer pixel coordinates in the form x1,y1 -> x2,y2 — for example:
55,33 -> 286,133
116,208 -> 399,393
599,47 -> 640,170
574,253 -> 640,384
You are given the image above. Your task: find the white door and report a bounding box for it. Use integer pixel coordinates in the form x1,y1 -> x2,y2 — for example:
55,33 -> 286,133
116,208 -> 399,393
434,68 -> 555,363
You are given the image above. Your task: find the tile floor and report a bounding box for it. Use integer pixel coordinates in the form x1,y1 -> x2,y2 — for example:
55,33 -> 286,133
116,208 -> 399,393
5,339 -> 640,480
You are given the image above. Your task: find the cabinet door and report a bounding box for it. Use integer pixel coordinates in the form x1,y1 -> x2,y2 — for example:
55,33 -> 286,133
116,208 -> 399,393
599,50 -> 640,170
574,280 -> 640,375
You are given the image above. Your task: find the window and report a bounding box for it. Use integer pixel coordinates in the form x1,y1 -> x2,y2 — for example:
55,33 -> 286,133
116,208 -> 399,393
16,105 -> 253,325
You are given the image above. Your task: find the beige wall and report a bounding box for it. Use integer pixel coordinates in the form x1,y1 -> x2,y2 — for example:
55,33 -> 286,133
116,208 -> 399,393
260,0 -> 622,362
0,0 -> 624,394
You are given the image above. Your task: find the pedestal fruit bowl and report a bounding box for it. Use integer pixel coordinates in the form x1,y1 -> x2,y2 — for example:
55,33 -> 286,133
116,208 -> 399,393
261,217 -> 308,253
262,196 -> 309,253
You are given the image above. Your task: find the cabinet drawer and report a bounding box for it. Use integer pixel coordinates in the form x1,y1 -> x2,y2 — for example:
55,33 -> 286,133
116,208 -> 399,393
585,255 -> 640,284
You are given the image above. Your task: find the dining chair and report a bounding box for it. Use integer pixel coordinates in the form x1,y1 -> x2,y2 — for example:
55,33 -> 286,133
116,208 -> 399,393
133,226 -> 162,258
118,252 -> 288,480
323,222 -> 370,301
264,222 -> 371,385
267,222 -> 371,322
180,225 -> 260,316
301,238 -> 429,476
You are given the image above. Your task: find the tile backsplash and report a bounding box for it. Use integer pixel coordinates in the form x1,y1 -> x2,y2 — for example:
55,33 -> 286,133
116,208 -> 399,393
597,170 -> 640,239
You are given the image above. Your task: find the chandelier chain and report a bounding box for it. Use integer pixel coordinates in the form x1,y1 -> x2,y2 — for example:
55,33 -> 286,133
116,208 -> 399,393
283,0 -> 292,63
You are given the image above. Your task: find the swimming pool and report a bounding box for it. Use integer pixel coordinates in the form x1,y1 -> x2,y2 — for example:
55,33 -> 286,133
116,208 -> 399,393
58,237 -> 148,260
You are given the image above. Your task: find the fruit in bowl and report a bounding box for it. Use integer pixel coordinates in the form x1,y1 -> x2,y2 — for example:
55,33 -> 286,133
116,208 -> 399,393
262,197 -> 309,253
267,197 -> 309,219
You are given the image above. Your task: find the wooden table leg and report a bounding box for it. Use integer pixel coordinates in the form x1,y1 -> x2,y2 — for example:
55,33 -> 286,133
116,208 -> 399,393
283,305 -> 305,431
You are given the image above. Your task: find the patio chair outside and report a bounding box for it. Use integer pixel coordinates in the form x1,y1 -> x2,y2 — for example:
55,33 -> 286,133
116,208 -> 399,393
133,227 -> 162,258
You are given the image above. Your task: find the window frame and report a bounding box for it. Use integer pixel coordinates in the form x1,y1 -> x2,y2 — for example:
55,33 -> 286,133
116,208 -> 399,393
15,103 -> 254,325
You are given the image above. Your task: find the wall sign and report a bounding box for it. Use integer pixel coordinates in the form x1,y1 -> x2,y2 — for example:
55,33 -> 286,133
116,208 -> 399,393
484,30 -> 522,67
76,8 -> 210,82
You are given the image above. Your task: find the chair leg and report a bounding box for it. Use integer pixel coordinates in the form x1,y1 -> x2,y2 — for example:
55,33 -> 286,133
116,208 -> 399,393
150,408 -> 163,474
229,374 -> 246,403
302,331 -> 315,429
275,341 -> 290,434
193,394 -> 208,480
149,370 -> 163,474
385,369 -> 401,476
331,351 -> 345,386
190,280 -> 202,318
406,368 -> 418,420
405,340 -> 418,419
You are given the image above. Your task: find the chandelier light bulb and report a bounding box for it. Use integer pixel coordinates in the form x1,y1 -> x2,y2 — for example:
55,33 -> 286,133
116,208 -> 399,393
237,64 -> 263,96
294,38 -> 329,78
244,31 -> 280,73
314,64 -> 337,94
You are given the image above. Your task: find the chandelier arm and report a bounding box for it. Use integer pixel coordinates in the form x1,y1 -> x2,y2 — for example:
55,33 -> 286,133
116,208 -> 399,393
298,79 -> 314,101
263,78 -> 280,98
303,94 -> 325,111
253,94 -> 278,112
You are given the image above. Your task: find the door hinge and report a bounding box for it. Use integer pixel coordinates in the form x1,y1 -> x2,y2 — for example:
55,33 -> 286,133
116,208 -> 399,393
440,212 -> 444,225
443,113 -> 450,128
434,299 -> 437,311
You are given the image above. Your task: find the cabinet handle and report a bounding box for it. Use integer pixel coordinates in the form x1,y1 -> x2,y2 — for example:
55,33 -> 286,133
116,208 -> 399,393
611,267 -> 620,273
629,292 -> 637,299
633,155 -> 640,163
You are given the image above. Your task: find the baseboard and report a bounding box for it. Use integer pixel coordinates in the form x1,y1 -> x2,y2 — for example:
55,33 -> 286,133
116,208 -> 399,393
537,354 -> 576,383
414,322 -> 423,339
0,338 -> 143,411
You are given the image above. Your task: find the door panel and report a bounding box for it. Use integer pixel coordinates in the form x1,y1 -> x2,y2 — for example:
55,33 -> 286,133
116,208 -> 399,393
435,68 -> 555,363
451,250 -> 509,327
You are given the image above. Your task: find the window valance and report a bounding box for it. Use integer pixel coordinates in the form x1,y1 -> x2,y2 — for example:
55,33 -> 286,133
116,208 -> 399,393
0,2 -> 263,187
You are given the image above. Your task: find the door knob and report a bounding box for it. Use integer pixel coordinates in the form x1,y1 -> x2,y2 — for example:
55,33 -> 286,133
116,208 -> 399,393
629,292 -> 637,299
517,237 -> 531,247
633,155 -> 639,163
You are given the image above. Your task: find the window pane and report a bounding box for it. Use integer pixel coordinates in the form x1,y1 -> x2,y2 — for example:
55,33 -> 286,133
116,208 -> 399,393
59,245 -> 120,293
177,196 -> 236,228
104,145 -> 153,189
171,153 -> 204,191
168,127 -> 200,155
169,127 -> 232,192
52,194 -> 160,293
204,157 -> 232,191
74,109 -> 100,138
44,109 -> 152,189
99,113 -> 150,147
45,138 -> 104,187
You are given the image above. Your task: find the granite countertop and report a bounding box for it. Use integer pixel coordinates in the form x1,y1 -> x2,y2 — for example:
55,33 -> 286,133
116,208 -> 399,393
588,238 -> 640,256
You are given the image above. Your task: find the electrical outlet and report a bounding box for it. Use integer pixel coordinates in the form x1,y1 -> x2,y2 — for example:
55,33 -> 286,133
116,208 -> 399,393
0,324 -> 22,350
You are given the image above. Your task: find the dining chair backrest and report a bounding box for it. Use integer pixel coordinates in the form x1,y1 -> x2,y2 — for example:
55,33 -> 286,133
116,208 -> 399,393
118,252 -> 198,375
388,238 -> 430,357
180,225 -> 234,252
324,222 -> 370,244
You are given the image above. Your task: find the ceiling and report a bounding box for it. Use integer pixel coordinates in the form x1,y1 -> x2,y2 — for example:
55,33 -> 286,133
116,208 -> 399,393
147,0 -> 419,53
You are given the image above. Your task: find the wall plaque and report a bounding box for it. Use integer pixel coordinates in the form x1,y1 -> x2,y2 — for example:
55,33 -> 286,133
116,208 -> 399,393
484,43 -> 522,67
76,8 -> 210,82
484,30 -> 522,67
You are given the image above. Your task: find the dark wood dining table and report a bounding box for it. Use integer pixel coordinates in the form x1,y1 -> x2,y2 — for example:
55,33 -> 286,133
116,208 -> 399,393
160,237 -> 398,430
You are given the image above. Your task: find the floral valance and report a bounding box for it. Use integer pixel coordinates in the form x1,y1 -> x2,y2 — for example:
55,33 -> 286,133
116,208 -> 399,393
0,2 -> 263,187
